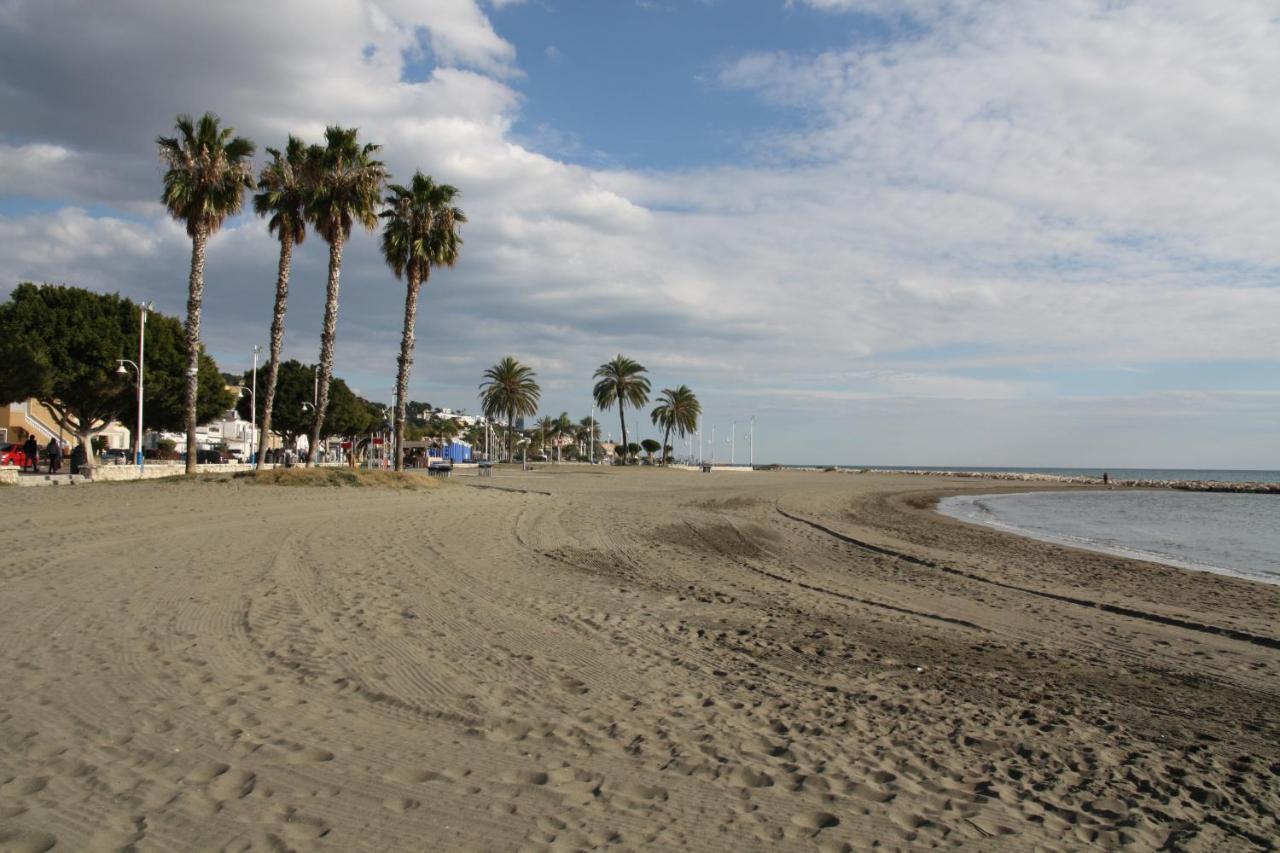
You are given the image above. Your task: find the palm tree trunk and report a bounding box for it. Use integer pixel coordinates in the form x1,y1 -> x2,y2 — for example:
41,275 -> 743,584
663,426 -> 672,466
508,408 -> 516,461
256,233 -> 293,470
393,266 -> 425,472
183,223 -> 209,475
619,406 -> 628,462
309,233 -> 344,466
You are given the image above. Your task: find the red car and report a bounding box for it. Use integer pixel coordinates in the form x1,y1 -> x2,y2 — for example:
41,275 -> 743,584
1,443 -> 30,468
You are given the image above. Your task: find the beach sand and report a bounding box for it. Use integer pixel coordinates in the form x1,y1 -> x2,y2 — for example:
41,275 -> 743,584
0,469 -> 1276,851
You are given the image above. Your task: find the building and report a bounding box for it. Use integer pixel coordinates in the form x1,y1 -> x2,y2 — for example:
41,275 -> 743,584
1,399 -> 130,451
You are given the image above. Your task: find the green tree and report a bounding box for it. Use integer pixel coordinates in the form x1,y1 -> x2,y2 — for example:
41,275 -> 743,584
0,283 -> 230,453
649,385 -> 701,466
238,360 -> 321,449
593,354 -> 650,455
139,309 -> 234,433
304,126 -> 386,465
380,172 -> 466,471
641,438 -> 661,463
252,135 -> 310,469
157,111 -> 255,473
479,357 -> 540,461
626,442 -> 641,464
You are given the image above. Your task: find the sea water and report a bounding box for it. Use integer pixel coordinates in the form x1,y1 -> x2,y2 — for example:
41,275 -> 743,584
937,491 -> 1280,585
851,466 -> 1280,484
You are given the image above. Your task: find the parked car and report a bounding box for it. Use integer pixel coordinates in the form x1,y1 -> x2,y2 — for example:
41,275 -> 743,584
100,448 -> 130,465
0,443 -> 29,467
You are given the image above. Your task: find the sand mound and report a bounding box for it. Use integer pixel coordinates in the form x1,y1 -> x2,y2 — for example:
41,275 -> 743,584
206,467 -> 444,489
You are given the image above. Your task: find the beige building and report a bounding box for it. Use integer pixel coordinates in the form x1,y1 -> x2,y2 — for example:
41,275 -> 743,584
0,399 -> 129,450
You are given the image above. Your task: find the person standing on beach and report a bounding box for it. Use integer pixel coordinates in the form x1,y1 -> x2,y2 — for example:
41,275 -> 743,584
70,442 -> 87,476
22,435 -> 38,472
46,438 -> 62,474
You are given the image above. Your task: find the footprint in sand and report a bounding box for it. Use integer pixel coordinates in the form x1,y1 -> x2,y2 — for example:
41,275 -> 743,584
500,769 -> 550,786
383,767 -> 449,784
284,746 -> 334,764
791,811 -> 840,832
0,777 -> 48,797
614,781 -> 668,802
0,827 -> 57,853
210,770 -> 257,800
183,761 -> 230,785
727,767 -> 774,788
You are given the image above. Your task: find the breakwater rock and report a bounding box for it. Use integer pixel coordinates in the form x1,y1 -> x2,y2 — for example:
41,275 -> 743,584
863,469 -> 1280,495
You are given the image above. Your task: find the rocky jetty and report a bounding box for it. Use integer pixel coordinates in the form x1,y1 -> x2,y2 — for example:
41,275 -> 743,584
863,469 -> 1280,494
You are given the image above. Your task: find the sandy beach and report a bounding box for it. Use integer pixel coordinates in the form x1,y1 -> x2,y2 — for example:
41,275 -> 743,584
0,468 -> 1276,851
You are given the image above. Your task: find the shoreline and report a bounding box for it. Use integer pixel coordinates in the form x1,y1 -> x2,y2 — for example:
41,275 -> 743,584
1,469 -> 1275,850
850,467 -> 1280,494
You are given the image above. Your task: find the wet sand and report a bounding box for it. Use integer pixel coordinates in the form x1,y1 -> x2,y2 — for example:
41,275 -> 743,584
0,469 -> 1276,851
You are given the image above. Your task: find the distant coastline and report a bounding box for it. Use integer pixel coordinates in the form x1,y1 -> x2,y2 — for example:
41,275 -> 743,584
778,465 -> 1280,493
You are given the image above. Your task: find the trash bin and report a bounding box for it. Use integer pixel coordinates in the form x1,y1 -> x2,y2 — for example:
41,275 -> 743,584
478,460 -> 493,478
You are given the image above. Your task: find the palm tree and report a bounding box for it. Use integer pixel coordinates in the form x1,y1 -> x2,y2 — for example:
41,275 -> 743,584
650,385 -> 701,466
304,126 -> 386,465
554,411 -> 573,462
479,357 -> 540,461
157,112 -> 255,473
536,415 -> 557,460
252,136 -> 309,470
577,415 -> 601,459
592,354 -> 650,458
380,172 -> 466,471
578,414 -> 601,461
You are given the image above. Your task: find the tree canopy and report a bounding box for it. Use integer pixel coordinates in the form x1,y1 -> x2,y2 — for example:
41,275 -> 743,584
237,360 -> 376,447
158,112 -> 255,238
0,283 -> 231,444
593,354 -> 650,452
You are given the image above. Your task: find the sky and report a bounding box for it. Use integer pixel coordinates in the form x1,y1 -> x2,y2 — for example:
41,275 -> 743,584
1,0 -> 1277,468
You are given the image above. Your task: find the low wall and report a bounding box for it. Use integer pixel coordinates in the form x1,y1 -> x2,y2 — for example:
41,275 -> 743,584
0,466 -> 18,484
83,462 -> 270,482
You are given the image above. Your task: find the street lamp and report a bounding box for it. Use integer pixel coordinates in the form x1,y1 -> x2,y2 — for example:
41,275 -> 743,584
114,302 -> 150,471
249,345 -> 260,464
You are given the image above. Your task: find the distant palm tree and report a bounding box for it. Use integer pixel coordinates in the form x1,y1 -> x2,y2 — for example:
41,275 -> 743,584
479,357 -> 540,461
577,415 -> 601,459
157,112 -> 255,474
650,385 -> 701,466
252,136 -> 309,470
304,126 -> 386,465
380,172 -> 465,471
592,354 -> 650,458
536,415 -> 557,460
554,411 -> 573,462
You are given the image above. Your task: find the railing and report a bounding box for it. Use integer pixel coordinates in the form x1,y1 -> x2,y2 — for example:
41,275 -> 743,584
22,402 -> 61,442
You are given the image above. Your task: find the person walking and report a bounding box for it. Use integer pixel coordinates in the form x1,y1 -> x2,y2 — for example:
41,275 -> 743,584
46,438 -> 63,474
22,435 -> 38,472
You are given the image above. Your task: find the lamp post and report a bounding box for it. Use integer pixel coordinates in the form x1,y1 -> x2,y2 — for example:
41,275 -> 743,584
250,345 -> 260,464
114,301 -> 151,471
116,359 -> 141,470
589,403 -> 595,464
